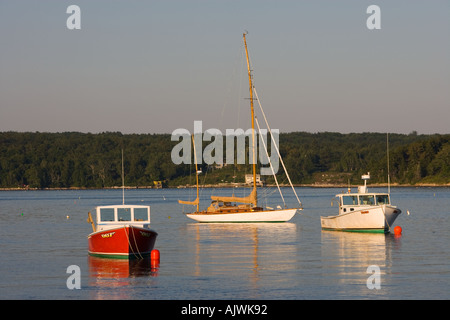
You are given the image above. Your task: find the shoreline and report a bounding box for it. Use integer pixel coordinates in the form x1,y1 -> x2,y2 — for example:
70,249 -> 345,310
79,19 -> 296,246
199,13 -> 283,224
1,182 -> 449,191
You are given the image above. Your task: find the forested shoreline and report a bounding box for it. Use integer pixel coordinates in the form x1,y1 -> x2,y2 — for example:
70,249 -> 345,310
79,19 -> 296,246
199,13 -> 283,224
0,131 -> 449,189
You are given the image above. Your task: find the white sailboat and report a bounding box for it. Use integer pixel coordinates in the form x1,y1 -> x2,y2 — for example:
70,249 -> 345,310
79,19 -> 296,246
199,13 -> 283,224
179,32 -> 302,223
320,173 -> 402,233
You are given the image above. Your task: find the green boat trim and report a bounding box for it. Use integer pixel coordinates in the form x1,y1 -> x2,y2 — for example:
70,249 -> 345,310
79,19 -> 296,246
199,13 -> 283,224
88,251 -> 151,259
321,227 -> 389,234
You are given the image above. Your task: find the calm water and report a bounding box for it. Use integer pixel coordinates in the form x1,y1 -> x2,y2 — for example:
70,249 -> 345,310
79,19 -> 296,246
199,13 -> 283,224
0,187 -> 449,300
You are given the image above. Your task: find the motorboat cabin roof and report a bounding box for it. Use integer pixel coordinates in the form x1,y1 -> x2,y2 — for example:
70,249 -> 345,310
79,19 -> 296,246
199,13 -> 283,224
336,172 -> 391,207
95,204 -> 151,225
337,193 -> 391,207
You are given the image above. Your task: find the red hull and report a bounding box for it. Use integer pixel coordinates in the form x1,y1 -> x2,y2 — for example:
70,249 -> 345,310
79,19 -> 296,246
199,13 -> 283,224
88,226 -> 157,259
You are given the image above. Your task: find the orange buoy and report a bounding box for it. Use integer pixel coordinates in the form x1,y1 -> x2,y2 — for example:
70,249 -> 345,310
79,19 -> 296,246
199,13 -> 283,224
394,226 -> 402,235
151,249 -> 160,271
151,249 -> 160,261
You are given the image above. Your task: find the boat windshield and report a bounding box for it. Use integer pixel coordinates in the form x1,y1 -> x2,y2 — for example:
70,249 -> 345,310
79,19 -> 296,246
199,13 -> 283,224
340,194 -> 390,207
118,208 -> 131,221
342,195 -> 358,206
376,194 -> 390,205
100,208 -> 115,221
134,207 -> 149,221
98,206 -> 150,223
359,195 -> 375,205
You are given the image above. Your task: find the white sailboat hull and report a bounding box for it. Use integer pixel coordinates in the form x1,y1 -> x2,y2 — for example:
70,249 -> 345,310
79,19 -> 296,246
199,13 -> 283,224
186,208 -> 298,223
320,205 -> 401,233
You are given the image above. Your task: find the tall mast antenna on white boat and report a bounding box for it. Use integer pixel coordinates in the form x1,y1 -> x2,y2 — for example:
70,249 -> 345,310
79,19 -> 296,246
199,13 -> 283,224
122,148 -> 125,205
387,133 -> 390,194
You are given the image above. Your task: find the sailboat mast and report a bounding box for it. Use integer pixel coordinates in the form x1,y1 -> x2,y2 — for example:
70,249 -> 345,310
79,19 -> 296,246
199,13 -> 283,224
178,135 -> 201,211
243,32 -> 257,204
192,135 -> 200,212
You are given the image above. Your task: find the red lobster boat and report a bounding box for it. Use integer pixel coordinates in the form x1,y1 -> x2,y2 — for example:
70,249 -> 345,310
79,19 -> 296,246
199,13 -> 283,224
87,205 -> 158,259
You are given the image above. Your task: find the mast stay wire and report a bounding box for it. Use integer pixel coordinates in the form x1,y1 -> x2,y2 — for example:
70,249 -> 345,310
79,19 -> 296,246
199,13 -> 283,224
253,87 -> 303,210
254,115 -> 286,208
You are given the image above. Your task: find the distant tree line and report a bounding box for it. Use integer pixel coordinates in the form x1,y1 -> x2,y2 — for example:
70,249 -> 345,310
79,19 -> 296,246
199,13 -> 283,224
0,131 -> 448,189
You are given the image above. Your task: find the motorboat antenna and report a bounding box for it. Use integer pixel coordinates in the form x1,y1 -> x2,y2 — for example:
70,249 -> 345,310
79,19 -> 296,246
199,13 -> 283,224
122,149 -> 125,205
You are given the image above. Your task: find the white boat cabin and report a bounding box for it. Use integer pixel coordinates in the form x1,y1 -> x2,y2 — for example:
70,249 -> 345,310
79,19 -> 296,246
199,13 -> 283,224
336,172 -> 392,214
95,204 -> 151,231
337,193 -> 391,214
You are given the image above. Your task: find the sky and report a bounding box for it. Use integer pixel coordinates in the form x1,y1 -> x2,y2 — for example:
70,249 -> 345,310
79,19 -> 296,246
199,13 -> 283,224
1,1 -> 449,135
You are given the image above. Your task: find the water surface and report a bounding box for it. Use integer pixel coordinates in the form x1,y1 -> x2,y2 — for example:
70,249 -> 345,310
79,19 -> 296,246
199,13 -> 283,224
0,187 -> 448,299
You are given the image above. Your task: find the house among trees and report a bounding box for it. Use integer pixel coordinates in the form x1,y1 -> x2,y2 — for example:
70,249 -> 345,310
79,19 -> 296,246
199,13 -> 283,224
245,174 -> 264,186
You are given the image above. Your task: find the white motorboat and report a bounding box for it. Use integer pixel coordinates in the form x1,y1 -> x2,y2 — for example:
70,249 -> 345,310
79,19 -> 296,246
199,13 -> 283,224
320,173 -> 401,233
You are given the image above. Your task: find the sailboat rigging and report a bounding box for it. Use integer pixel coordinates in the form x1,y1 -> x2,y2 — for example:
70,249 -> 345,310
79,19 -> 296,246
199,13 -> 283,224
178,32 -> 302,223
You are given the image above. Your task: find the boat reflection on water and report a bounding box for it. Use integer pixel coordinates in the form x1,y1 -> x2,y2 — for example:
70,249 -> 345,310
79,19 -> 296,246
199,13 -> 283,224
88,255 -> 159,277
186,223 -> 298,286
320,230 -> 399,298
88,255 -> 159,298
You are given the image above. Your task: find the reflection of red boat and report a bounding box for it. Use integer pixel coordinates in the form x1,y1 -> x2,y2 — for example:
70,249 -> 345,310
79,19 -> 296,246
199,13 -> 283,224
88,256 -> 158,298
87,205 -> 158,259
88,255 -> 158,279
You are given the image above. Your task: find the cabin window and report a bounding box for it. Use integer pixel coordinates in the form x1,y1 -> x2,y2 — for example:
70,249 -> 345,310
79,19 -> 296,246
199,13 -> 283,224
118,208 -> 131,221
342,195 -> 358,206
359,195 -> 375,205
376,195 -> 390,205
134,208 -> 148,221
100,208 -> 115,221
